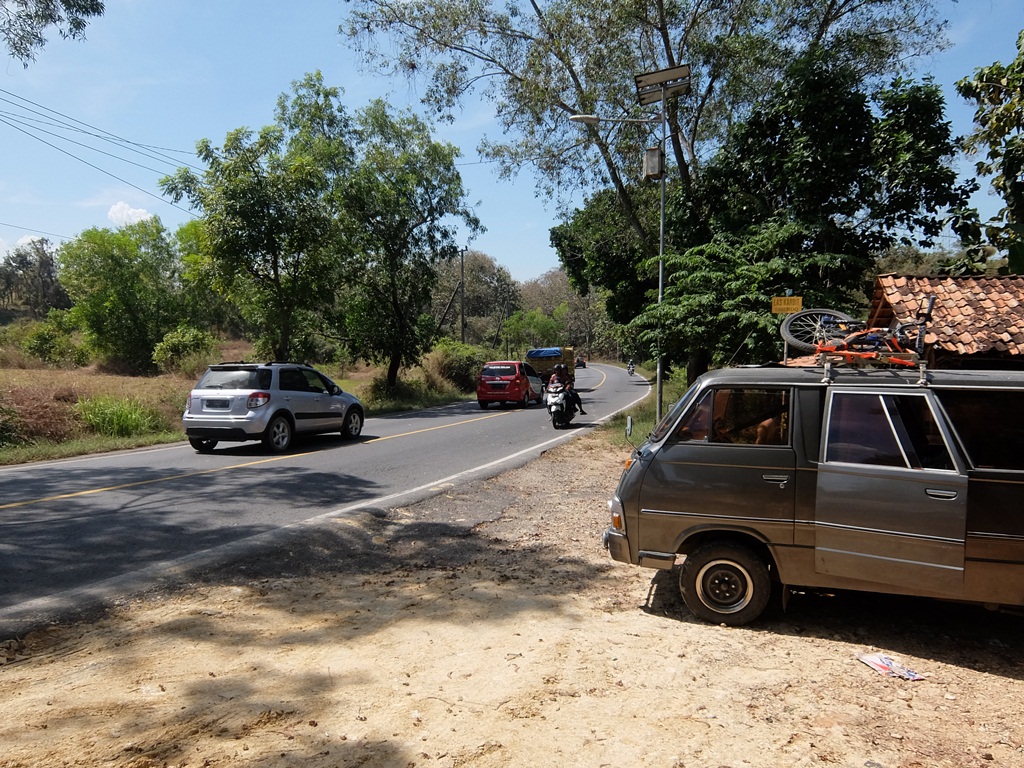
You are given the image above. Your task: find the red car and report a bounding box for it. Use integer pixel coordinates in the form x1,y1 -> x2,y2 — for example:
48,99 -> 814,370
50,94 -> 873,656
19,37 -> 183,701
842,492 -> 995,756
476,361 -> 544,409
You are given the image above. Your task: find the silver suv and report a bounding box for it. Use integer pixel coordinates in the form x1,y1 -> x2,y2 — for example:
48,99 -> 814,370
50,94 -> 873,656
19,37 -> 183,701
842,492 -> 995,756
182,362 -> 364,453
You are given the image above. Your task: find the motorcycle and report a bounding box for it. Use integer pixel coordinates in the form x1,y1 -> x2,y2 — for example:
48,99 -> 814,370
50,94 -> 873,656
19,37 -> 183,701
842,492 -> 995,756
627,363 -> 635,376
545,383 -> 576,429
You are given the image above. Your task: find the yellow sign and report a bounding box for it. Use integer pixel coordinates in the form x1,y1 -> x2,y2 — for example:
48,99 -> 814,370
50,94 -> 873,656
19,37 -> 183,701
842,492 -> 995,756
772,296 -> 803,314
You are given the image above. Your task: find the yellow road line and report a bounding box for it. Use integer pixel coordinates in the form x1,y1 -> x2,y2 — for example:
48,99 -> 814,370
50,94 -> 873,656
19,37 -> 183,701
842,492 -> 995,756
0,409 -> 515,512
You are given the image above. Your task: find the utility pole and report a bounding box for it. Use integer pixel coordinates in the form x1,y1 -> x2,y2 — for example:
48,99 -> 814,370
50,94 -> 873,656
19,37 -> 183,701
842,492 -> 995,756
460,247 -> 467,343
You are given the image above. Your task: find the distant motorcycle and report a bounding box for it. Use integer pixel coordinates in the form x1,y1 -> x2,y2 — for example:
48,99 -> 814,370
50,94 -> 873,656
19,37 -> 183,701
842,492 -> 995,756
627,363 -> 635,376
545,383 -> 576,429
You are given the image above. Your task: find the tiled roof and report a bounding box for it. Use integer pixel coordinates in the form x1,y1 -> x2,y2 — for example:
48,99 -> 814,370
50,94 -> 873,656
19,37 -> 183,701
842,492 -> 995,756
869,274 -> 1024,357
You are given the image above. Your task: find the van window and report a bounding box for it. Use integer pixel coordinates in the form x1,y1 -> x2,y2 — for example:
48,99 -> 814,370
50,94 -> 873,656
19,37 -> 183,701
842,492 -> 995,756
673,388 -> 789,445
938,390 -> 1024,471
825,392 -> 954,470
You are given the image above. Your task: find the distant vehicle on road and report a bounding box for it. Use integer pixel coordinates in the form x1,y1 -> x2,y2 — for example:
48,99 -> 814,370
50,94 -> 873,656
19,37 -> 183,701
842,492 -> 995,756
526,346 -> 575,383
575,356 -> 586,368
476,361 -> 543,409
182,362 -> 364,453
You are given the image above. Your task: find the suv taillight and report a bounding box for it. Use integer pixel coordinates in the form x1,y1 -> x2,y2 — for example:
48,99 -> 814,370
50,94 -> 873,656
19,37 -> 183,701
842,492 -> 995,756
247,392 -> 271,409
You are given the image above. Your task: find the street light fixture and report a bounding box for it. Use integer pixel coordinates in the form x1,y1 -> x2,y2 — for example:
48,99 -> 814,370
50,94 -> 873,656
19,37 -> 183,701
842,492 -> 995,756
569,64 -> 690,423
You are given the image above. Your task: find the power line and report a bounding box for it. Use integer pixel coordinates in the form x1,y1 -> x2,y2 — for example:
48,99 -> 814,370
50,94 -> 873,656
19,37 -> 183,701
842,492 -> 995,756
0,221 -> 72,240
0,87 -> 204,239
0,88 -> 203,171
0,115 -> 196,218
0,111 -> 181,176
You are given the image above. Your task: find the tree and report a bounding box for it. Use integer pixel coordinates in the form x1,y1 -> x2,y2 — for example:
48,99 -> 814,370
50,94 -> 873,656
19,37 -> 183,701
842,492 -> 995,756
550,185 -> 655,324
337,100 -> 481,389
630,52 -> 971,370
956,28 -> 1024,273
430,249 -> 519,346
1,0 -> 104,66
57,218 -> 182,374
173,219 -> 246,339
1,238 -> 70,316
161,73 -> 354,362
344,0 -> 948,275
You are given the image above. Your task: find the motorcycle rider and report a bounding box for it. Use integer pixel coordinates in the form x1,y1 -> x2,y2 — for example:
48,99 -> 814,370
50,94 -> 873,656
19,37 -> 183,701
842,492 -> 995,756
549,364 -> 586,415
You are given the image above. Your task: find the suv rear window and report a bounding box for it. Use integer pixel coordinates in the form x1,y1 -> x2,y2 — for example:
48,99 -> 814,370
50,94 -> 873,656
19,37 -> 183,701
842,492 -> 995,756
482,365 -> 517,377
198,368 -> 272,390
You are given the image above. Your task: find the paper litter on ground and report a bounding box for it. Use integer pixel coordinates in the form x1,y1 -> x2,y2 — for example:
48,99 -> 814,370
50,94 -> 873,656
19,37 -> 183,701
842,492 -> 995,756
858,652 -> 925,681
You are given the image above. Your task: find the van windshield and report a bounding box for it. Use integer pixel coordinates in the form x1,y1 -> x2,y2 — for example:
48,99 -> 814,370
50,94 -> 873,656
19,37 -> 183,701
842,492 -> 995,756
649,381 -> 700,442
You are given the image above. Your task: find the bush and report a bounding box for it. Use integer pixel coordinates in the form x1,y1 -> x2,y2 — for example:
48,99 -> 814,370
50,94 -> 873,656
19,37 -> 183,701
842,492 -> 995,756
0,401 -> 22,448
421,339 -> 486,393
153,326 -> 216,374
74,396 -> 166,437
22,322 -> 89,368
0,387 -> 79,444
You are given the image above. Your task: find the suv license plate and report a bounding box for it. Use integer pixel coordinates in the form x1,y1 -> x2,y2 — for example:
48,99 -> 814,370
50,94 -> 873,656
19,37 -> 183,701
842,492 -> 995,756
205,399 -> 229,409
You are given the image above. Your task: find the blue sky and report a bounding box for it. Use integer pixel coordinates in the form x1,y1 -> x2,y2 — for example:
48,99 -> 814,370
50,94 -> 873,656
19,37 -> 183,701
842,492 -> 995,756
0,0 -> 1021,283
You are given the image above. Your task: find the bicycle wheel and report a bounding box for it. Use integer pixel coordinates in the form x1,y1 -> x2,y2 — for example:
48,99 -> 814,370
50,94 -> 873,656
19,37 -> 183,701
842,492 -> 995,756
780,308 -> 855,354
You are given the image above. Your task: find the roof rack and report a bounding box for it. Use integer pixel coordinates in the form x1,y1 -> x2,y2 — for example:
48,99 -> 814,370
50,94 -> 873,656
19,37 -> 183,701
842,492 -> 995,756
819,355 -> 930,386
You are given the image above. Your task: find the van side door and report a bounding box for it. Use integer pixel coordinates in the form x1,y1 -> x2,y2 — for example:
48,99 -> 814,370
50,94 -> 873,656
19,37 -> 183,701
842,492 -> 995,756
638,387 -> 796,555
814,389 -> 967,594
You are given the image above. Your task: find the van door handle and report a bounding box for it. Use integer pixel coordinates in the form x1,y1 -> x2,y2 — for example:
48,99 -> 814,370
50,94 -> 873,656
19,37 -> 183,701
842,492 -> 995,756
926,488 -> 959,500
762,474 -> 790,488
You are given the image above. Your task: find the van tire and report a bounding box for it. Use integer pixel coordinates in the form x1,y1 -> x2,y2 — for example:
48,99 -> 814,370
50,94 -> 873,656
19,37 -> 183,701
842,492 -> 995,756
680,542 -> 771,626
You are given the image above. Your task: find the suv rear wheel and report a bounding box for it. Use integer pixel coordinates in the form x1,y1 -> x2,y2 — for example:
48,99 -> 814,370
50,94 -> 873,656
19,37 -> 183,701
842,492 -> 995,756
262,414 -> 293,452
188,438 -> 217,453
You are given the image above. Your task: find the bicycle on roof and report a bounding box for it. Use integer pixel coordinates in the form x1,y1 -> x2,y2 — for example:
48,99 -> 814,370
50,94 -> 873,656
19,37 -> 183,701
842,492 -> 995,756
780,297 -> 935,368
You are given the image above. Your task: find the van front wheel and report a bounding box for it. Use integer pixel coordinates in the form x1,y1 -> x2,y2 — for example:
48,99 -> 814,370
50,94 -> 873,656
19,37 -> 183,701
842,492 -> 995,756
680,543 -> 770,626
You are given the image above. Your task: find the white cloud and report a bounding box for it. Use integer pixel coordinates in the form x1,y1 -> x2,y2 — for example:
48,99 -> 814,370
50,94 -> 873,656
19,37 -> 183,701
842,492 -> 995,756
107,202 -> 153,227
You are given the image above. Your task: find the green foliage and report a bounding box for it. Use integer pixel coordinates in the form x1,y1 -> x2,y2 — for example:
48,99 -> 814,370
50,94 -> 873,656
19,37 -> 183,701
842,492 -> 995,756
152,325 -> 216,374
1,0 -> 105,66
956,29 -> 1024,273
501,308 -> 562,353
335,99 -> 481,389
421,339 -> 486,393
551,186 -> 655,325
429,249 -> 520,346
21,315 -> 89,367
361,374 -> 440,410
0,238 -> 70,316
0,401 -> 23,448
627,51 -> 971,371
161,73 -> 353,362
345,0 -> 948,303
74,396 -> 166,438
58,218 -> 184,375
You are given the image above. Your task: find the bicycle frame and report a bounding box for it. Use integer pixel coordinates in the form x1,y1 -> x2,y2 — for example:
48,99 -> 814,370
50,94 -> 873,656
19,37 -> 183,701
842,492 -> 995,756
813,297 -> 935,368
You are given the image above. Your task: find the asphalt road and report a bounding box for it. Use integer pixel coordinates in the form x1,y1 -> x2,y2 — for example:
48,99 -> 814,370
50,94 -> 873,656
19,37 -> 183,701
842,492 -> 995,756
0,364 -> 650,634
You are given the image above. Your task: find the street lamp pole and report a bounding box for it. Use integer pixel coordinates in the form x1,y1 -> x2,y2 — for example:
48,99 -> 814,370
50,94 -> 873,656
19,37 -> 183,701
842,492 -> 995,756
570,64 -> 690,425
635,64 -> 690,424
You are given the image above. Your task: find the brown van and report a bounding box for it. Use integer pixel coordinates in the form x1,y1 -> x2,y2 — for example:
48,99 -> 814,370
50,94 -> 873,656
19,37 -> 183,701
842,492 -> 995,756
603,365 -> 1024,625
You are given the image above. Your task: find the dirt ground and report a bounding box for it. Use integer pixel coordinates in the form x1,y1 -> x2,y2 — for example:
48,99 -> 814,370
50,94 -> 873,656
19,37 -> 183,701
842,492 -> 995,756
2,433 -> 1023,768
